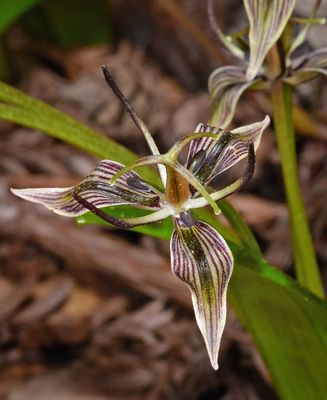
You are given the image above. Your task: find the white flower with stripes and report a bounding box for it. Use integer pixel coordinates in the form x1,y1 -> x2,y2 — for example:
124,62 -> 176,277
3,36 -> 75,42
12,66 -> 270,370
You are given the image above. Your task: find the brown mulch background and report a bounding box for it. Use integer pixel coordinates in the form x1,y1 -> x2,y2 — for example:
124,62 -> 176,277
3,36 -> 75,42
0,1 -> 326,399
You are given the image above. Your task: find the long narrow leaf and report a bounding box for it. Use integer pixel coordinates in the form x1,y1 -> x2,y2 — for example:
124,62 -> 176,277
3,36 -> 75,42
0,82 -> 158,186
229,253 -> 327,400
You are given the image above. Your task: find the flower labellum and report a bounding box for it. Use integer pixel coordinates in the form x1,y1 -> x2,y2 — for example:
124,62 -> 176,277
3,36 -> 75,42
11,66 -> 270,369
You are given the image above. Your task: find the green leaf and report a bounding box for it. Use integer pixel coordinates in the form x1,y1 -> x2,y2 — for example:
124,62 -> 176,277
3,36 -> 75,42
77,205 -> 173,240
0,81 -> 159,186
0,0 -> 44,34
1,81 -> 327,398
218,199 -> 262,258
229,253 -> 327,400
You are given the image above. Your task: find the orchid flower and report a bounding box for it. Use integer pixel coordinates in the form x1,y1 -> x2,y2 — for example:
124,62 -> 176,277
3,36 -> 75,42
207,0 -> 327,128
11,66 -> 270,370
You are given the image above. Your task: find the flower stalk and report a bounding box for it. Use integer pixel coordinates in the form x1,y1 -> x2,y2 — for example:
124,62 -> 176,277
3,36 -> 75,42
271,77 -> 324,298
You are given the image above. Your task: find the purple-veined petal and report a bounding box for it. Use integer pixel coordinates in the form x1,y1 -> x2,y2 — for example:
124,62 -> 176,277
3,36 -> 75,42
208,65 -> 261,129
284,48 -> 327,85
171,217 -> 233,370
186,123 -> 223,170
11,160 -> 160,217
244,0 -> 296,81
186,116 -> 270,187
186,143 -> 256,210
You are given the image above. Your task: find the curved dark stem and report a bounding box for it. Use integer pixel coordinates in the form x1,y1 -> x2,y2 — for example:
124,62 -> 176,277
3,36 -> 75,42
101,65 -> 145,139
72,191 -> 162,229
72,191 -> 134,228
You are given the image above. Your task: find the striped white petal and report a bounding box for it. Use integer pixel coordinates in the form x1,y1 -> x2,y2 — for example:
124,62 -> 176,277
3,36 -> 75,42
11,160 -> 160,217
186,116 -> 270,187
171,218 -> 233,370
284,48 -> 327,85
245,0 -> 296,81
208,65 -> 260,129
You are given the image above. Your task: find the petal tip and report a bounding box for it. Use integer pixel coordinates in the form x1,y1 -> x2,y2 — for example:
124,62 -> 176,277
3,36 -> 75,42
263,115 -> 271,126
210,358 -> 219,371
10,187 -> 31,200
171,221 -> 233,373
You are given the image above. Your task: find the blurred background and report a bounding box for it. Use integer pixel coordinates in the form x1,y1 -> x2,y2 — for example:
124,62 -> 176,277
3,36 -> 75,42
0,0 -> 326,399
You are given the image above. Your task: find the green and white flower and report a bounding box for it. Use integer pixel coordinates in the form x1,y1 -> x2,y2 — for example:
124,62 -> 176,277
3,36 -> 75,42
11,67 -> 270,370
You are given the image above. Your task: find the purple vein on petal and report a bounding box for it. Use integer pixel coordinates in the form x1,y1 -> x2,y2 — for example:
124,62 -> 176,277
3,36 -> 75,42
170,218 -> 233,370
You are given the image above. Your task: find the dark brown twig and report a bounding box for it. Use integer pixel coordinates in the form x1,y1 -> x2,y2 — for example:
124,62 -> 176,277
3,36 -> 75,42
101,65 -> 147,140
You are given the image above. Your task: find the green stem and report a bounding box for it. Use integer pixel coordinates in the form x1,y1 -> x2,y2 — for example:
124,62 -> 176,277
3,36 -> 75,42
271,80 -> 324,297
218,199 -> 262,258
